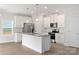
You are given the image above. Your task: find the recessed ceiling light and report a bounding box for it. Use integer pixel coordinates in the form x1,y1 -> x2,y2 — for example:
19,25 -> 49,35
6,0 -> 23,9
36,18 -> 39,21
26,20 -> 29,23
56,10 -> 59,12
44,6 -> 47,9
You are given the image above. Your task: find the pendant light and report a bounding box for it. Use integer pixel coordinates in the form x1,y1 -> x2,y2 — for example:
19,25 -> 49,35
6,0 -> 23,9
35,4 -> 39,22
26,8 -> 29,23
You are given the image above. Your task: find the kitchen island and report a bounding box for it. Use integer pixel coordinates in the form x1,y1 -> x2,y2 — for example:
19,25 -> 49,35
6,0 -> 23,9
22,33 -> 51,53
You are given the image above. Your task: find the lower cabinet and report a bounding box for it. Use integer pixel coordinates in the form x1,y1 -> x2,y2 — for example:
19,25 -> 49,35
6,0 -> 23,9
14,33 -> 22,42
22,34 -> 51,53
56,33 -> 65,45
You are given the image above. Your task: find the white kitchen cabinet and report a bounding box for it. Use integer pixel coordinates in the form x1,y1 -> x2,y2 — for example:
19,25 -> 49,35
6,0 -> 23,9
55,27 -> 65,44
50,14 -> 58,23
57,14 -> 64,27
22,33 -> 51,53
43,14 -> 64,28
50,15 -> 54,23
14,16 -> 32,27
56,33 -> 64,44
14,33 -> 22,42
51,14 -> 64,27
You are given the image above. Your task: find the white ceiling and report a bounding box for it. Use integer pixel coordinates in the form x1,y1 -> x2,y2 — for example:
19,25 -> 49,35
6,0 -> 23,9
0,4 -> 79,16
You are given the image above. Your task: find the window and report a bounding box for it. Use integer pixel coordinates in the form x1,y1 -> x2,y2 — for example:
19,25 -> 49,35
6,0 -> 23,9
2,20 -> 13,35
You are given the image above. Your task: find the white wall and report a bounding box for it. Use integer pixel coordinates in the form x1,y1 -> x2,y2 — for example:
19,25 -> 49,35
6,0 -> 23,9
64,6 -> 79,47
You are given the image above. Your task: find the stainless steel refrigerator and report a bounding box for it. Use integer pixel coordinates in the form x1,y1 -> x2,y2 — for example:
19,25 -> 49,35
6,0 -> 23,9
22,23 -> 34,33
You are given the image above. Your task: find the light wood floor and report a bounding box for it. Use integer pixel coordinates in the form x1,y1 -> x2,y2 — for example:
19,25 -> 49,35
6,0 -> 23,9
0,42 -> 79,55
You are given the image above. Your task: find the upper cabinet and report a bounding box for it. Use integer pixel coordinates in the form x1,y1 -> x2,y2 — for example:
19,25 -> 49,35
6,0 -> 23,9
50,14 -> 58,23
14,16 -> 32,27
43,14 -> 64,28
57,14 -> 64,27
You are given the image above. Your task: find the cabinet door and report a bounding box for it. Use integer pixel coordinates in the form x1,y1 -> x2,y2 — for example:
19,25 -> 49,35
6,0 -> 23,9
50,14 -> 58,23
56,34 -> 60,42
56,34 -> 64,44
57,14 -> 64,27
50,15 -> 54,23
14,16 -> 32,27
50,14 -> 64,27
15,33 -> 22,42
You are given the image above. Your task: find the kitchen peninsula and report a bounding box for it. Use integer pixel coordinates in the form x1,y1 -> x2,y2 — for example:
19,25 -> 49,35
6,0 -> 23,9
22,33 -> 51,53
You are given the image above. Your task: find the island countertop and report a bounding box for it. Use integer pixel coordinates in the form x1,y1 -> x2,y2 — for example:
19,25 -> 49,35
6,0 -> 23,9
22,32 -> 50,37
